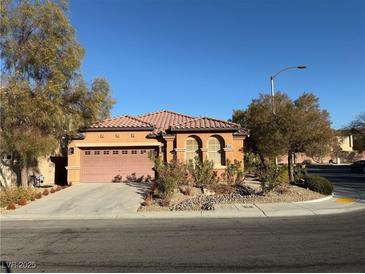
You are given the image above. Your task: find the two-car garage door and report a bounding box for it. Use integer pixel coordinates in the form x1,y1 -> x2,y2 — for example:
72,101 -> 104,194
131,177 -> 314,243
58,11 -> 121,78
80,147 -> 155,183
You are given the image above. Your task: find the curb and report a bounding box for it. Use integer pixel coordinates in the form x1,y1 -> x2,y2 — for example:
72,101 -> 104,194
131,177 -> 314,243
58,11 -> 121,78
294,195 -> 333,204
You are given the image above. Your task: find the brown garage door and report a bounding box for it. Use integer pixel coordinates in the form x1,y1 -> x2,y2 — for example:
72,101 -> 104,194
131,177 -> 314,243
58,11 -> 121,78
80,148 -> 155,183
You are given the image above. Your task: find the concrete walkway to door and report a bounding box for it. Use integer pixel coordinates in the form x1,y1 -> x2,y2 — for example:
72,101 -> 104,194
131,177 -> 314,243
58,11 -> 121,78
2,183 -> 150,220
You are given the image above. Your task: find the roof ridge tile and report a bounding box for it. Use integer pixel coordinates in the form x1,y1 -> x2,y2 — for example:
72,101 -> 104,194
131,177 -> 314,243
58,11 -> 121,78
199,116 -> 240,127
138,109 -> 195,119
125,115 -> 155,127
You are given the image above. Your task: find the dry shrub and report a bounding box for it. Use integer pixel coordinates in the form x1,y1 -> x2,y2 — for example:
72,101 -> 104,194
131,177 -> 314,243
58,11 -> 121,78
159,198 -> 170,207
42,189 -> 49,196
0,186 -> 36,208
6,202 -> 16,210
222,160 -> 245,185
30,197 -> 35,201
275,185 -> 290,194
188,158 -> 218,189
184,186 -> 192,196
56,186 -> 62,191
179,186 -> 192,196
143,193 -> 153,206
68,182 -> 73,186
17,198 -> 27,206
50,188 -> 55,193
151,182 -> 158,192
35,192 -> 42,199
208,184 -> 235,195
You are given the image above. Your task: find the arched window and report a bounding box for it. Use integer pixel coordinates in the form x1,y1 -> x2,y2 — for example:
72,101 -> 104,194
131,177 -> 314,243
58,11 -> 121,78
186,137 -> 201,163
207,136 -> 224,166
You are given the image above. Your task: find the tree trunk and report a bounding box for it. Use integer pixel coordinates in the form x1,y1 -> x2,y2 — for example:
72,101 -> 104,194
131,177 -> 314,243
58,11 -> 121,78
258,152 -> 266,168
13,162 -> 23,187
21,167 -> 28,187
288,150 -> 294,183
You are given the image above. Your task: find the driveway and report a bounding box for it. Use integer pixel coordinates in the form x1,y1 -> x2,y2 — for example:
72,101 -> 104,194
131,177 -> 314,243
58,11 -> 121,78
2,182 -> 150,220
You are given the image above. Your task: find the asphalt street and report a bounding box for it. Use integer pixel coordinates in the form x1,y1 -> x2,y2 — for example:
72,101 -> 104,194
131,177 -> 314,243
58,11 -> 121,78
1,212 -> 365,272
307,164 -> 365,200
1,165 -> 364,272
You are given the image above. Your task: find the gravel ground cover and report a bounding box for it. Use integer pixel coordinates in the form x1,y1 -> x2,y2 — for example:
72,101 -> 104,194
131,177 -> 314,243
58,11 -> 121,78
139,184 -> 325,212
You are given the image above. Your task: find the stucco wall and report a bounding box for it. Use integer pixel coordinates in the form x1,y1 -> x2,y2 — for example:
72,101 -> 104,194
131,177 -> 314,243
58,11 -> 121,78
173,132 -> 245,178
0,156 -> 55,187
174,132 -> 244,165
338,135 -> 353,152
68,130 -> 245,183
67,130 -> 161,183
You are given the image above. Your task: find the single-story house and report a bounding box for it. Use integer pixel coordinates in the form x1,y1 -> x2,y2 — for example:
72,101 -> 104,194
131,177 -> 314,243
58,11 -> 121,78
67,110 -> 248,183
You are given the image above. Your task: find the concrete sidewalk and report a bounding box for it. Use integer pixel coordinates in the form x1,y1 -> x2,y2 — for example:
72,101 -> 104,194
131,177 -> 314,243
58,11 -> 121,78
137,196 -> 365,219
1,195 -> 364,221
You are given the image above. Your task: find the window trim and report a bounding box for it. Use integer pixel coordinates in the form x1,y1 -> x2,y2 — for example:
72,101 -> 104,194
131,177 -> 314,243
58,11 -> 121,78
207,136 -> 224,166
185,137 -> 201,164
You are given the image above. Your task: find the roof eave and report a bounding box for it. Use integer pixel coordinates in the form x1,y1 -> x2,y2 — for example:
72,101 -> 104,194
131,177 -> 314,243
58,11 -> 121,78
80,127 -> 155,132
170,128 -> 240,133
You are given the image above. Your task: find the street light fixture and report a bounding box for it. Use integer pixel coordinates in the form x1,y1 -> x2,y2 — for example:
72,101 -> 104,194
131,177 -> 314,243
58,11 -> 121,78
270,65 -> 307,165
270,65 -> 307,111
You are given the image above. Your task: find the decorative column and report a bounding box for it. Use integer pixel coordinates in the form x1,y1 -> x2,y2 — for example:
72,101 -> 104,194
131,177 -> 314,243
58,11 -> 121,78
200,148 -> 207,161
163,135 -> 176,162
232,136 -> 245,168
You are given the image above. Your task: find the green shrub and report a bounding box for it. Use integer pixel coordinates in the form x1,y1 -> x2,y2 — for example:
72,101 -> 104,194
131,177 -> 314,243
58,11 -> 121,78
256,163 -> 285,193
293,166 -> 308,183
244,151 -> 261,174
187,158 -> 218,189
222,160 -> 244,185
149,153 -> 189,199
277,167 -> 289,184
304,175 -> 333,195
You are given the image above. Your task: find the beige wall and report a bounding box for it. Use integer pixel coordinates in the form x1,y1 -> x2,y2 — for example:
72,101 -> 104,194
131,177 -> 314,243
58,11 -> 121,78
1,156 -> 55,187
338,135 -> 353,152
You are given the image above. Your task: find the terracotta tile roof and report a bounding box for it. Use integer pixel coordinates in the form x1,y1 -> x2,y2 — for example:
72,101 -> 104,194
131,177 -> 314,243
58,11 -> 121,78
171,117 -> 240,130
233,128 -> 250,136
85,110 -> 248,135
138,110 -> 194,132
87,115 -> 154,130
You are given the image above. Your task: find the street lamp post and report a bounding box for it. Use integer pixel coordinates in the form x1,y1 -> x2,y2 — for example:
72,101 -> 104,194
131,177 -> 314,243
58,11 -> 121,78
270,65 -> 307,163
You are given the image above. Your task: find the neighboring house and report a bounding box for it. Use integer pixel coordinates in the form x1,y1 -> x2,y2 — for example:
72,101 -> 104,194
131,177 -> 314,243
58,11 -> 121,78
336,134 -> 354,152
278,133 -> 355,164
67,110 -> 248,183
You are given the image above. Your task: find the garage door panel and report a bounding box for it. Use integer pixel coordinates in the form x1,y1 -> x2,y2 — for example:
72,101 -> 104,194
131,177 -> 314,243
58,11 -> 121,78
80,148 -> 155,183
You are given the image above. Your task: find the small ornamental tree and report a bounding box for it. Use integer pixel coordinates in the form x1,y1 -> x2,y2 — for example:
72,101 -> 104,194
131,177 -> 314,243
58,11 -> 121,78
233,92 -> 334,182
0,0 -> 115,186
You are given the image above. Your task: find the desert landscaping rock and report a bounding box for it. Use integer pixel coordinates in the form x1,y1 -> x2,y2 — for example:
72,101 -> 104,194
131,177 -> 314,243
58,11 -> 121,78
140,184 -> 325,212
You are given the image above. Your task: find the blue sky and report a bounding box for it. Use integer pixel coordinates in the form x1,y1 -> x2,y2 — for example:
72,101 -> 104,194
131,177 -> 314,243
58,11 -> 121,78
69,0 -> 364,129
